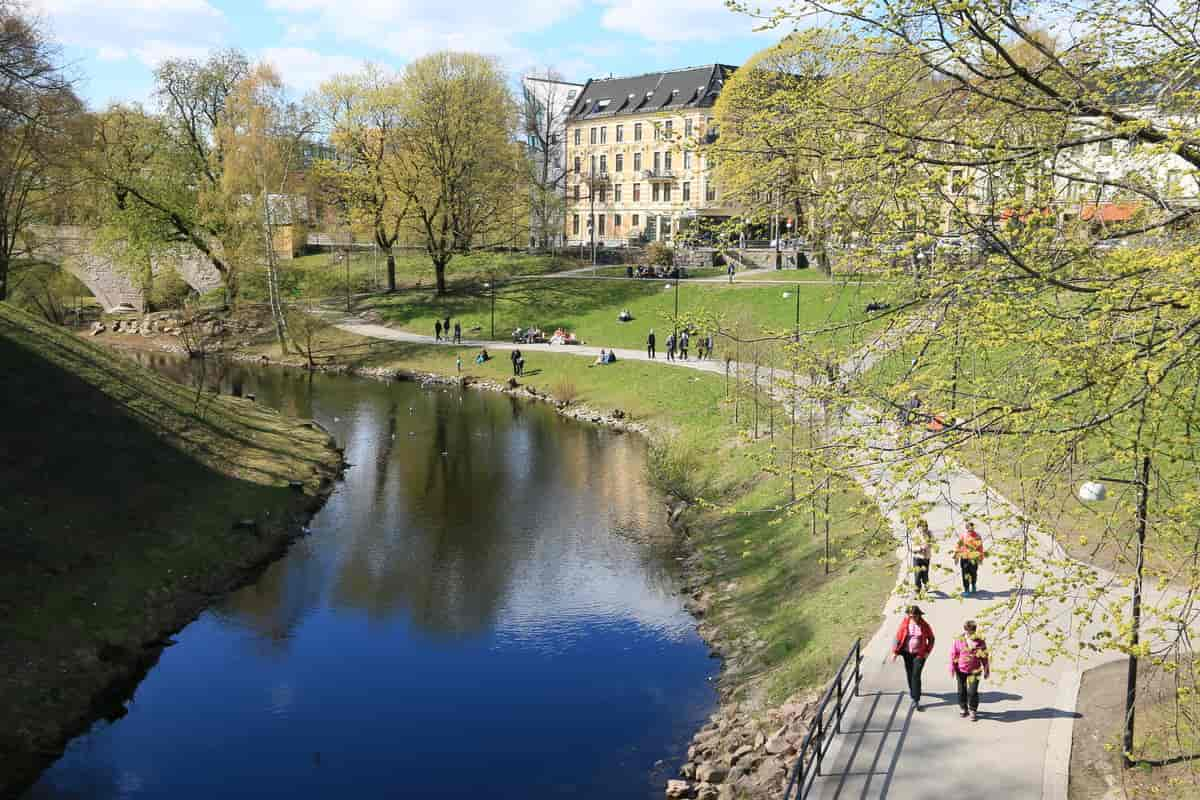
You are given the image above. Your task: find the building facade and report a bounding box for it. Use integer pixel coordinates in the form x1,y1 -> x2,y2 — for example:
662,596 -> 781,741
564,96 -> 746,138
563,64 -> 736,247
522,75 -> 584,249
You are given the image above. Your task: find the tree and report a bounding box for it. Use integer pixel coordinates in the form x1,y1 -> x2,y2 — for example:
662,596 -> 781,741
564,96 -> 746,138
83,50 -> 251,303
0,1 -> 76,302
386,51 -> 521,294
217,64 -> 315,353
521,70 -> 573,251
315,65 -> 411,292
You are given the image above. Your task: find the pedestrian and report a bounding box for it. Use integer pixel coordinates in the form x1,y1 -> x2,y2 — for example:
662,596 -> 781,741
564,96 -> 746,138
949,620 -> 990,721
679,330 -> 689,361
955,520 -> 986,596
510,348 -> 521,376
453,322 -> 461,343
665,332 -> 676,361
443,316 -> 450,338
517,354 -> 525,376
913,519 -> 933,596
727,262 -> 735,283
456,355 -> 462,373
647,329 -> 656,359
705,333 -> 714,360
435,320 -> 442,341
900,393 -> 922,426
891,605 -> 935,710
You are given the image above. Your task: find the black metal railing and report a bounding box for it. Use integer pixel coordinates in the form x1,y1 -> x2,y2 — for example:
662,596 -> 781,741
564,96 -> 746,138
782,638 -> 863,800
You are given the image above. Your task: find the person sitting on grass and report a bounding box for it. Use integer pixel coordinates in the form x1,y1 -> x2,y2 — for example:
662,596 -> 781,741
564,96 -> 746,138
475,348 -> 490,365
592,348 -> 609,366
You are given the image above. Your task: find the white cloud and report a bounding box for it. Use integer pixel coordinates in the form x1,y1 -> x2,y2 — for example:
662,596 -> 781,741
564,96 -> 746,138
598,0 -> 762,43
31,0 -> 227,66
259,47 -> 366,92
266,0 -> 581,66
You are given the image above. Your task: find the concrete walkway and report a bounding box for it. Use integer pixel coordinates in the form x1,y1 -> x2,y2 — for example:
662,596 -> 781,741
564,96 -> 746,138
333,314 -> 1139,800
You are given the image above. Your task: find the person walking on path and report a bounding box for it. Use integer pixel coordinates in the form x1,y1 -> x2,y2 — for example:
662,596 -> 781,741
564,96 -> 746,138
705,333 -> 714,361
727,262 -> 735,283
949,620 -> 990,721
435,320 -> 443,341
891,605 -> 935,710
912,519 -> 933,596
443,316 -> 450,339
666,332 -> 676,361
679,331 -> 690,361
647,329 -> 656,359
453,322 -> 461,344
955,521 -> 986,596
510,348 -> 521,376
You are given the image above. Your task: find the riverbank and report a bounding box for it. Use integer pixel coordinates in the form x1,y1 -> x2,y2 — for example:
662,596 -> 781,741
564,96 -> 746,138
94,306 -> 895,799
0,304 -> 344,798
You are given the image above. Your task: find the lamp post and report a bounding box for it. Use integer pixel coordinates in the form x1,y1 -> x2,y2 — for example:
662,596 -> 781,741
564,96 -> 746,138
1080,457 -> 1152,768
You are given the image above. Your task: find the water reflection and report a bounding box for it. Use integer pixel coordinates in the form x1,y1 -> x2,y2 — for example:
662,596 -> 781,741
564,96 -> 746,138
27,354 -> 716,800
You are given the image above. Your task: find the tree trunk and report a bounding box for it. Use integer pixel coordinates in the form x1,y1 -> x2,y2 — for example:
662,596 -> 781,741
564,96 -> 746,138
0,251 -> 8,302
386,251 -> 397,293
434,257 -> 448,295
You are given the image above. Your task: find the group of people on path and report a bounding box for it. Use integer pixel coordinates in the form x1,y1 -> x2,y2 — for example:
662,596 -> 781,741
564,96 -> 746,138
890,518 -> 991,720
435,316 -> 461,344
646,329 -> 714,361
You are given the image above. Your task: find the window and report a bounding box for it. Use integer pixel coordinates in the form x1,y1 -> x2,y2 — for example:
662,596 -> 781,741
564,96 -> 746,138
683,151 -> 691,169
663,184 -> 671,202
614,184 -> 622,202
683,181 -> 691,201
574,129 -> 581,146
634,123 -> 642,142
574,184 -> 581,200
600,126 -> 607,144
664,120 -> 672,136
599,155 -> 607,174
1098,139 -> 1113,155
652,183 -> 661,202
590,127 -> 597,144
653,123 -> 660,141
632,213 -> 640,226
598,186 -> 606,203
633,183 -> 641,201
653,152 -> 661,173
615,153 -> 624,172
614,214 -> 622,229
664,152 -> 672,171
616,124 -> 624,142
572,214 -> 579,235
567,89 -> 577,100
685,118 -> 693,138
574,156 -> 581,174
598,214 -> 606,235
633,152 -> 642,171
705,183 -> 716,202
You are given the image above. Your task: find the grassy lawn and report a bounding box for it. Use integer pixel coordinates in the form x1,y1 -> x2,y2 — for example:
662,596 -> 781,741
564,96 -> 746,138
362,278 -> 878,353
238,250 -> 584,302
250,303 -> 894,709
0,303 -> 340,795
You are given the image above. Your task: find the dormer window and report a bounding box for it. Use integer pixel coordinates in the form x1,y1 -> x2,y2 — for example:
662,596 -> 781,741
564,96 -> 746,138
596,98 -> 611,111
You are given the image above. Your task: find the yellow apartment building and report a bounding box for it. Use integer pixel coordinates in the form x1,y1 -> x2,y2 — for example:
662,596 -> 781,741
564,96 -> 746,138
563,64 -> 736,247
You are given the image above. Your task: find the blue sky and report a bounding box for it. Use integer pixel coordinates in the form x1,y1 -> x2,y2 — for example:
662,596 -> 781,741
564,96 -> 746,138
31,0 -> 789,108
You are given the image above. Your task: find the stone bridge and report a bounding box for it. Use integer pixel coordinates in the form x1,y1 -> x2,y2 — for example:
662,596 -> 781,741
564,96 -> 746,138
33,226 -> 224,311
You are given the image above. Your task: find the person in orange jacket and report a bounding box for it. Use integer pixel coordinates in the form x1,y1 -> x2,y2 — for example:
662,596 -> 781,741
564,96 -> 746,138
955,520 -> 986,596
891,605 -> 935,710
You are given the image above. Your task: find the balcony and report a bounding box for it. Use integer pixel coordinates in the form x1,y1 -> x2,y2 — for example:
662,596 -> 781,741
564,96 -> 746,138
642,169 -> 675,181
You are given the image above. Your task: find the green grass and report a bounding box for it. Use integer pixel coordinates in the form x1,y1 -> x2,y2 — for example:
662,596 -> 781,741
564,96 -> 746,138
364,278 -> 877,353
0,303 -> 340,794
238,250 -> 584,302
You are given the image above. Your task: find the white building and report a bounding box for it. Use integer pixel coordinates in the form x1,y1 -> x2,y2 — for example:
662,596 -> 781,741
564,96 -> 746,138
522,75 -> 584,249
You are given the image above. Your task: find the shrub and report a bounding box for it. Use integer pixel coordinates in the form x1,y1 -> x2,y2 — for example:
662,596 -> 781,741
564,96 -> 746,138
553,381 -> 579,405
647,241 -> 674,267
646,435 -> 710,503
148,267 -> 193,310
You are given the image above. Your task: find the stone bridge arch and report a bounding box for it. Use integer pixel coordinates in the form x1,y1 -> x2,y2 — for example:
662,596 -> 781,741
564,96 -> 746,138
33,225 -> 224,311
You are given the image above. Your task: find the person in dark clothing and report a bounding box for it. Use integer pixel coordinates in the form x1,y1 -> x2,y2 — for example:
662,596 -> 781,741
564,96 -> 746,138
453,322 -> 461,343
679,331 -> 689,361
510,349 -> 521,375
435,320 -> 442,341
443,316 -> 450,338
647,329 -> 656,359
665,332 -> 676,361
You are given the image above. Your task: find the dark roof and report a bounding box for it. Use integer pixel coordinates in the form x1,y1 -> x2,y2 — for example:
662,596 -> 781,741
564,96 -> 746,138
567,64 -> 737,121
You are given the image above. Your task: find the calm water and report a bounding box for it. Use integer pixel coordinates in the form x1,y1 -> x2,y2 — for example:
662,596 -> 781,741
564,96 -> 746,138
25,354 -> 717,799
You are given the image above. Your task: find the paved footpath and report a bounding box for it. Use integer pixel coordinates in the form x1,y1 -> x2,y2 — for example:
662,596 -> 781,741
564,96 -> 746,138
334,315 -> 1143,800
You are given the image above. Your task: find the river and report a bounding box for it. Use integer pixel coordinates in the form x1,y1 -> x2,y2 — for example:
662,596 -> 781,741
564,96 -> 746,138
23,353 -> 717,799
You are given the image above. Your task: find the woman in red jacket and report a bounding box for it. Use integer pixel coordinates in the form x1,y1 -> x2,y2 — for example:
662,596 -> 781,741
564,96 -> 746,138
891,605 -> 935,710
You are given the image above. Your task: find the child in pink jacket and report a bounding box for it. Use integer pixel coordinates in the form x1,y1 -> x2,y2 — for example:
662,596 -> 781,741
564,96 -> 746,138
949,620 -> 990,721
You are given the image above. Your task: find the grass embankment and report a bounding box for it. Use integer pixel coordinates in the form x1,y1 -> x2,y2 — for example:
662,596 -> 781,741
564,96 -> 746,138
364,278 -> 874,354
257,278 -> 895,709
0,303 -> 342,796
239,250 -> 582,302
